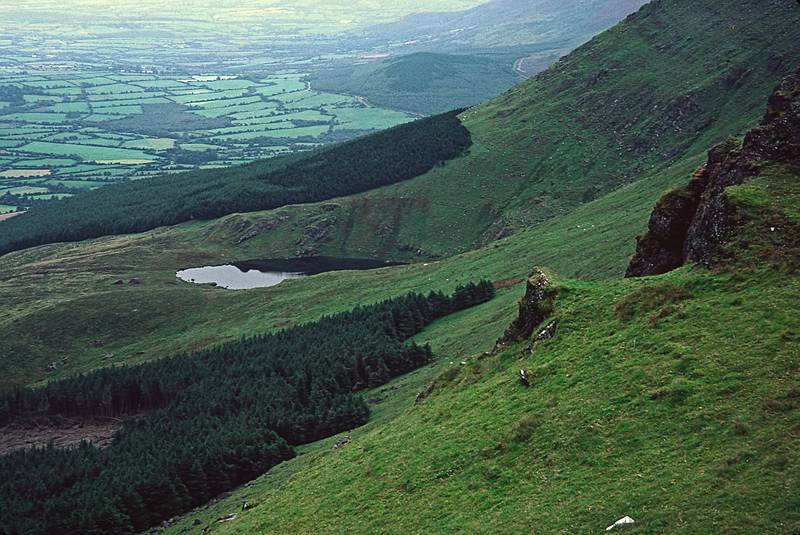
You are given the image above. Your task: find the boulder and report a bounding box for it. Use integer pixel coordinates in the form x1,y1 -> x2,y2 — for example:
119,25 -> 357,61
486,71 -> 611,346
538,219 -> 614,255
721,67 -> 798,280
519,369 -> 530,387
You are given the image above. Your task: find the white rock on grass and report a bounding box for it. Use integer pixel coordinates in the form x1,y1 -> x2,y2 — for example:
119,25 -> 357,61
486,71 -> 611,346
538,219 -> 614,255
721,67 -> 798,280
606,516 -> 635,531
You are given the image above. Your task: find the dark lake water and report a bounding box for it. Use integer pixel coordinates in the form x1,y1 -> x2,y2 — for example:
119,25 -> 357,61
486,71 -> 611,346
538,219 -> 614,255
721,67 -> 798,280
176,256 -> 402,290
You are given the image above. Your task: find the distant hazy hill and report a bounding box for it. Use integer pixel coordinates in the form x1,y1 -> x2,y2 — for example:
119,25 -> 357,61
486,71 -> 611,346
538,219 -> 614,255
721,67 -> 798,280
311,51 -> 523,114
359,0 -> 650,51
314,0 -> 651,114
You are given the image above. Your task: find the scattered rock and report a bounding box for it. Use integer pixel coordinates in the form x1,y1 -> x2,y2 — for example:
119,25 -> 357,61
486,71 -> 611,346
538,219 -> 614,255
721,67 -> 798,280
129,278 -> 142,285
293,216 -> 337,255
192,519 -> 203,526
230,215 -> 290,245
606,516 -> 635,531
331,435 -> 351,450
103,352 -> 115,360
519,369 -> 530,387
47,362 -> 57,371
534,319 -> 558,342
217,513 -> 236,523
415,382 -> 435,404
88,340 -> 104,348
112,279 -> 124,285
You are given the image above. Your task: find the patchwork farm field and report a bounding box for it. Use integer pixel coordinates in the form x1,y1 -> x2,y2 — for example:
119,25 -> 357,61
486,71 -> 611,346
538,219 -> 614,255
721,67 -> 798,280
0,68 -> 416,209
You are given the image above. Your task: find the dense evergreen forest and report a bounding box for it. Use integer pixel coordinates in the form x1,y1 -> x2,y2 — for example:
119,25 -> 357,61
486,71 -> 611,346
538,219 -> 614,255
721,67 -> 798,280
0,110 -> 470,257
0,281 -> 494,534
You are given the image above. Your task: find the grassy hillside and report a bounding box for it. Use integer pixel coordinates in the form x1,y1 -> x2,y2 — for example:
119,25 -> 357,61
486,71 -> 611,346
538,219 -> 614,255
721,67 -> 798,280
1,0 -> 797,390
0,1 -> 797,532
0,154 -> 699,388
159,157 -> 800,534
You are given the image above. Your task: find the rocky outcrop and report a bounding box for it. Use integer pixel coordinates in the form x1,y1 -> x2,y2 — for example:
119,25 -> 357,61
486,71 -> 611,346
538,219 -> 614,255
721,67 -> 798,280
227,215 -> 290,245
627,67 -> 800,277
625,166 -> 708,276
495,268 -> 557,350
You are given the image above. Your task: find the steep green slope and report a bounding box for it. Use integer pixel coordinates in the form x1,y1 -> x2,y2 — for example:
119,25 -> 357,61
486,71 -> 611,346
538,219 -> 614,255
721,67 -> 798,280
162,87 -> 800,535
171,266 -> 799,535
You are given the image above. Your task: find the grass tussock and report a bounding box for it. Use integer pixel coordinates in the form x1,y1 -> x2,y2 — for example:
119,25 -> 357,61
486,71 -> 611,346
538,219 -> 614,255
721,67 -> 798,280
615,282 -> 690,321
509,414 -> 542,443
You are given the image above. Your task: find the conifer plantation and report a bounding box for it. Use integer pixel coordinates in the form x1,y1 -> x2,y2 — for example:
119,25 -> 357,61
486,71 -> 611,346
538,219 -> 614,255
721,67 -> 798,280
0,110 -> 470,257
0,282 -> 495,534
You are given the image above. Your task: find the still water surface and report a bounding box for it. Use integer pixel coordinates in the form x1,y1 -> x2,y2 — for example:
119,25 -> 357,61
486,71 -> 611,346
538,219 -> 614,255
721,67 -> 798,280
176,257 -> 403,290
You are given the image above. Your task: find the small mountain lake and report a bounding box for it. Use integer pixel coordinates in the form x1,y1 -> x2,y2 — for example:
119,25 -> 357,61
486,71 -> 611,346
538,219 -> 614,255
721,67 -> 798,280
176,256 -> 403,290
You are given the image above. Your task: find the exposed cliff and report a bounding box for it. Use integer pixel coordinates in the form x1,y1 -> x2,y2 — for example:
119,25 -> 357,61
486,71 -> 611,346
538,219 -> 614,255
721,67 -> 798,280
627,68 -> 800,277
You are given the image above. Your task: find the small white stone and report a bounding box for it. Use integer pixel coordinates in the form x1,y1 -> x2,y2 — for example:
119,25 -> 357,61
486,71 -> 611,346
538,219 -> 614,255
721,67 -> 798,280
606,516 -> 635,531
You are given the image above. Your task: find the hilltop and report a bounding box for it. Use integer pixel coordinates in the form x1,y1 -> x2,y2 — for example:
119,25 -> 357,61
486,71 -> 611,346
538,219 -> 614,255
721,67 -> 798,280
311,0 -> 653,115
360,0 -> 649,53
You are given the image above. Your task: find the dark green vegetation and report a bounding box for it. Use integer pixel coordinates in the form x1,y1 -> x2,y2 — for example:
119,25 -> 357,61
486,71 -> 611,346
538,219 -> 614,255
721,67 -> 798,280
0,110 -> 469,256
310,51 -> 524,115
233,256 -> 403,275
0,282 -> 494,534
